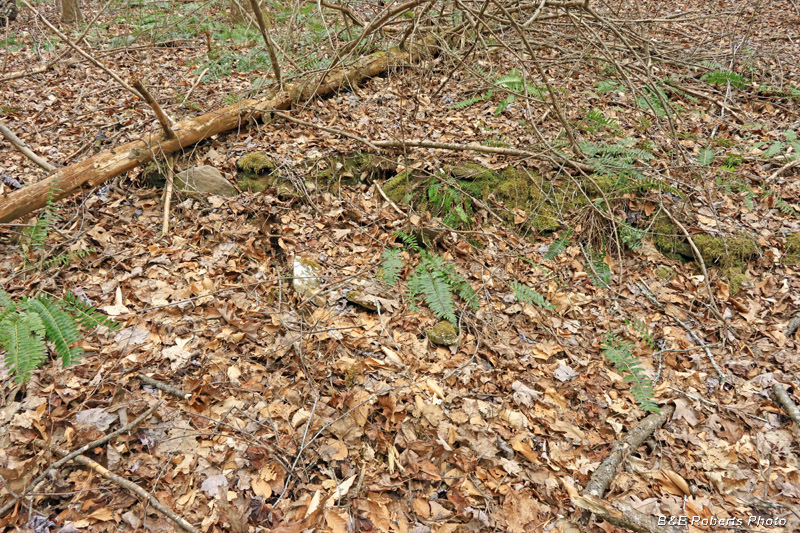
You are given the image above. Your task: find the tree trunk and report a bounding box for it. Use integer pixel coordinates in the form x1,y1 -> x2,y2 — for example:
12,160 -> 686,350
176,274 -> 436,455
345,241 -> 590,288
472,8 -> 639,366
60,0 -> 82,22
0,37 -> 437,223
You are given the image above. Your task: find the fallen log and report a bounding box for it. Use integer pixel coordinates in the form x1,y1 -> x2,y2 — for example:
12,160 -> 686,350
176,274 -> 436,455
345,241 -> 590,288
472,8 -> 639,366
0,37 -> 436,223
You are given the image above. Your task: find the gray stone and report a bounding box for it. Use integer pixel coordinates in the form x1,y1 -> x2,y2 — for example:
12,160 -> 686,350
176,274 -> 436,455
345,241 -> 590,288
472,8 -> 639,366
174,166 -> 238,198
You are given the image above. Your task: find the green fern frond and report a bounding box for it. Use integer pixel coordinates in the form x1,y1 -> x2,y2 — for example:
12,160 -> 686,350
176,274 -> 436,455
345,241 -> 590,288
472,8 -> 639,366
584,109 -> 621,133
379,248 -> 403,286
24,296 -> 82,368
545,229 -> 572,260
395,230 -> 421,252
602,333 -> 659,413
585,251 -> 611,288
449,89 -> 493,109
408,265 -> 457,323
510,281 -> 554,311
63,292 -> 120,331
1,311 -> 47,384
625,317 -> 655,349
701,69 -> 746,89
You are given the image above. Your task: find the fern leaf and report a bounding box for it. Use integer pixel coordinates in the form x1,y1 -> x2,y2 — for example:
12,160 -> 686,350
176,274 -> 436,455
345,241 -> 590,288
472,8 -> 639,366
602,334 -> 659,413
545,229 -> 572,260
63,292 -> 120,331
409,267 -> 457,324
1,311 -> 47,384
510,281 -> 554,311
379,248 -> 403,287
586,251 -> 611,288
24,296 -> 82,368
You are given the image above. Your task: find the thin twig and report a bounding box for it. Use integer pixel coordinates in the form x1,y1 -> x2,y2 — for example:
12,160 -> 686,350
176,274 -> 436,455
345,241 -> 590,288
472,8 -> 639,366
31,438 -> 198,533
0,401 -> 163,518
0,121 -> 57,172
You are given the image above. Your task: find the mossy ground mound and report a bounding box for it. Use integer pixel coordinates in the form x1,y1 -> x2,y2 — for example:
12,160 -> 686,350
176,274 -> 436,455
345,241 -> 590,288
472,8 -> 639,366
236,152 -> 283,194
649,214 -> 760,293
383,162 -> 567,233
785,233 -> 800,264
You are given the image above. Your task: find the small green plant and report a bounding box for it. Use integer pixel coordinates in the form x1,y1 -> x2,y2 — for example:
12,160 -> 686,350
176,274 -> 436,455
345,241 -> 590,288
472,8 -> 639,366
624,317 -> 655,349
449,89 -> 493,110
764,188 -> 800,217
636,85 -> 671,117
619,223 -> 645,250
0,290 -> 120,383
697,147 -> 715,166
408,253 -> 478,324
582,109 -> 621,134
585,248 -> 611,288
701,69 -> 747,89
602,333 -> 659,413
510,281 -> 554,311
544,229 -> 572,260
393,231 -> 477,324
762,130 -> 800,161
379,247 -> 403,286
494,69 -> 546,115
596,80 -> 625,94
426,177 -> 471,228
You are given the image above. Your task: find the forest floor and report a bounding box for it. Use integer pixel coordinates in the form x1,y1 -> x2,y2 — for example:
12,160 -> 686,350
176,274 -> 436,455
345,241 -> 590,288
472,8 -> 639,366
1,0 -> 800,532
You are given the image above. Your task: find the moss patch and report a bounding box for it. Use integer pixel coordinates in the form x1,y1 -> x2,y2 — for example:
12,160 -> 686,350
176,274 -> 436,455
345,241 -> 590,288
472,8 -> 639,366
655,265 -> 673,279
650,215 -> 691,260
649,216 -> 759,294
693,234 -> 759,269
382,170 -> 417,204
784,233 -> 800,265
237,152 -> 275,175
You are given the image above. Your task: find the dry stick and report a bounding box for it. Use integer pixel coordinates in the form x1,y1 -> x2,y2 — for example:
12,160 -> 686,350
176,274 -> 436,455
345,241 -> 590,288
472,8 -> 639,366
574,404 -> 680,533
308,0 -> 364,26
766,158 -> 800,182
271,110 -> 379,150
31,438 -> 199,533
19,0 -> 137,97
249,0 -> 282,87
0,400 -> 163,518
136,373 -> 192,400
772,383 -> 800,426
0,121 -> 57,172
180,67 -> 209,106
131,80 -> 178,234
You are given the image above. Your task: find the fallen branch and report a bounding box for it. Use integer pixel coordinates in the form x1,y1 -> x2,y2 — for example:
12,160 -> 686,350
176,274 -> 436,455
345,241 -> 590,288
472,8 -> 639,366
772,383 -> 800,426
373,139 -> 594,171
572,493 -> 682,533
0,37 -> 436,223
570,404 -> 679,533
583,404 -> 675,497
0,400 -> 163,518
31,438 -> 198,533
0,121 -> 57,172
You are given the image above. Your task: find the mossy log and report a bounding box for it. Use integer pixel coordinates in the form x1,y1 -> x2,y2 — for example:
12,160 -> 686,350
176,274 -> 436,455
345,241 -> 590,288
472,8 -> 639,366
0,37 -> 437,223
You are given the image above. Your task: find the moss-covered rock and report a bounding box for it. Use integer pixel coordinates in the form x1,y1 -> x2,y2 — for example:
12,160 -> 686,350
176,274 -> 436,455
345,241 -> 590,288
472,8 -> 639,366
785,233 -> 800,265
649,215 -> 692,260
655,265 -> 673,279
237,151 -> 275,175
426,320 -> 459,346
382,170 -> 416,204
693,234 -> 759,268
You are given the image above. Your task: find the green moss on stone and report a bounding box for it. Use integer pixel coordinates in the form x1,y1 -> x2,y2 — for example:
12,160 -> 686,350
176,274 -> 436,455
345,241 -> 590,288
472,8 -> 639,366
650,215 -> 691,259
382,170 -> 415,204
237,152 -> 275,174
655,265 -> 673,279
693,234 -> 759,269
785,233 -> 800,265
